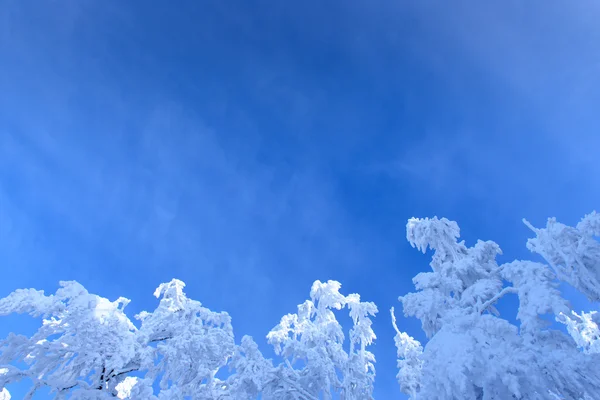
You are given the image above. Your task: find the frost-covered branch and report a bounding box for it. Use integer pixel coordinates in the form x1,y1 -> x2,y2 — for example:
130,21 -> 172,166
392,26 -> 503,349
523,212 -> 600,302
557,310 -> 600,354
266,280 -> 377,399
478,286 -> 517,315
399,212 -> 600,399
3,210 -> 599,399
391,307 -> 422,399
0,279 -> 377,399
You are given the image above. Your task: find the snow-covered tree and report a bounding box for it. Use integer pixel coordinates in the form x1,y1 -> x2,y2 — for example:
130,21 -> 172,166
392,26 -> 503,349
0,281 -> 141,399
394,212 -> 600,400
134,279 -> 236,398
390,308 -> 422,399
5,211 -> 599,399
266,280 -> 377,399
523,211 -> 600,302
0,279 -> 376,399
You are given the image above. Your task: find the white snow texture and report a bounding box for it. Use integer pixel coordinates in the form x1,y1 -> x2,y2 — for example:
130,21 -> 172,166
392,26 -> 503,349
0,212 -> 598,399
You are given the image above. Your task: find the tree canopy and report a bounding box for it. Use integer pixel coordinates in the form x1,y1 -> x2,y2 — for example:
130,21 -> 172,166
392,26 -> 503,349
1,212 -> 598,399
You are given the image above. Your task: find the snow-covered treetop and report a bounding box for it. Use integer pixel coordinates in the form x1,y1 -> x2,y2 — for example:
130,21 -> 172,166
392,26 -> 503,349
401,217 -> 505,338
524,211 -> 600,302
395,211 -> 600,400
0,278 -> 377,399
267,280 -> 377,400
3,210 -> 599,399
0,281 -> 140,399
406,217 -> 467,272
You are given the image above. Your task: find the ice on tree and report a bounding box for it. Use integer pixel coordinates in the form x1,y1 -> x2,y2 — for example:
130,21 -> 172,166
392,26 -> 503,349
267,280 -> 377,400
0,281 -> 140,398
395,212 -> 600,399
557,310 -> 600,354
391,307 -> 422,399
400,216 -> 505,339
2,210 -> 599,399
0,278 -> 377,399
523,212 -> 600,302
500,260 -> 569,335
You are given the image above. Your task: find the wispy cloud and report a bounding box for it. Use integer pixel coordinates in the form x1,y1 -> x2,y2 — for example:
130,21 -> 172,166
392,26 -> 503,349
0,5 -> 407,389
3,2 -> 599,399
0,96 -> 369,310
374,2 -> 600,217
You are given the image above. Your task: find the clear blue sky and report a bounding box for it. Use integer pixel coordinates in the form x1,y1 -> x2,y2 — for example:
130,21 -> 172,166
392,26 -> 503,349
1,1 -> 599,398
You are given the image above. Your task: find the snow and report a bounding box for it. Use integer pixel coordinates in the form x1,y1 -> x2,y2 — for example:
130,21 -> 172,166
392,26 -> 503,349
394,212 -> 600,399
0,211 -> 599,399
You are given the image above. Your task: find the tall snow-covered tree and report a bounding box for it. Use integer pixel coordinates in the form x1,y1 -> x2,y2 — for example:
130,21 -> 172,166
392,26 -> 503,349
394,212 -> 600,400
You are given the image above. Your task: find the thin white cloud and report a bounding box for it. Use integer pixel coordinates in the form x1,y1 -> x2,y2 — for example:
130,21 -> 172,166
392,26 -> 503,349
372,2 -> 600,209
402,1 -> 600,170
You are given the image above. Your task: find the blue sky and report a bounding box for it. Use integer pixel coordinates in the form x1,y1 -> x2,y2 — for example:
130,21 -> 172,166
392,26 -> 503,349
0,1 -> 599,398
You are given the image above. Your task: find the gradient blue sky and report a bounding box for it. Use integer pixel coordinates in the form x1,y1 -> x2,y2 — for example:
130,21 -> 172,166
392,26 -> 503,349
1,1 -> 599,398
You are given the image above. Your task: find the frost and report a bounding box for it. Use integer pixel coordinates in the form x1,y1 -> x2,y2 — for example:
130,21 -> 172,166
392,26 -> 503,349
115,377 -> 138,399
395,212 -> 600,399
266,280 -> 377,399
2,210 -> 599,399
523,212 -> 600,302
0,279 -> 377,399
557,310 -> 600,354
391,307 -> 422,399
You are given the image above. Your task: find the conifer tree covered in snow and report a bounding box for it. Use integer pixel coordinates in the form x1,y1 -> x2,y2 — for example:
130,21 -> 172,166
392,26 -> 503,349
393,211 -> 600,399
0,211 -> 599,399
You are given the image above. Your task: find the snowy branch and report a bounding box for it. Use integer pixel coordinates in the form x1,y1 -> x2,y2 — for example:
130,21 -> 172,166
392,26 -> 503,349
479,286 -> 518,315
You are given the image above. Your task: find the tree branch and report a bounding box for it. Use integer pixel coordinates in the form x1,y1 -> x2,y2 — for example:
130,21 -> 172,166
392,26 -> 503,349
479,287 -> 518,315
111,367 -> 140,380
149,336 -> 173,343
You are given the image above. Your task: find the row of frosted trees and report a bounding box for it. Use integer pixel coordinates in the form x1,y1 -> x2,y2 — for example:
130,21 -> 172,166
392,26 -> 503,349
1,212 -> 599,399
